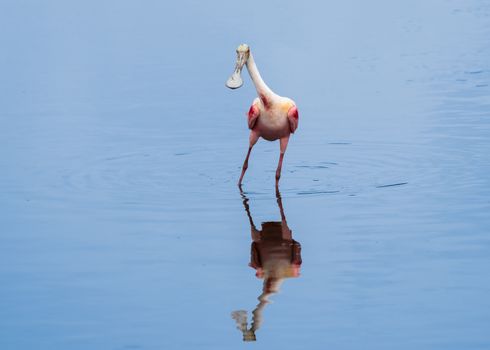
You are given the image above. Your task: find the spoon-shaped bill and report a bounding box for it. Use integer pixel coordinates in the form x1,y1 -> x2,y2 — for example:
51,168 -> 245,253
226,51 -> 247,89
226,71 -> 243,89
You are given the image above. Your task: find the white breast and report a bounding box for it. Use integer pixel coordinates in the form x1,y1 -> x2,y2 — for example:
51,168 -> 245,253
256,104 -> 290,141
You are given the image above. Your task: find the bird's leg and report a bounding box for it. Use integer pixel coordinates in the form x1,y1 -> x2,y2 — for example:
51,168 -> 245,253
238,148 -> 252,186
238,131 -> 259,186
275,136 -> 290,190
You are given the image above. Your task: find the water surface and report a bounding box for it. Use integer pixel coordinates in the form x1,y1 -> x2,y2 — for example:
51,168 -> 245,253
1,1 -> 489,349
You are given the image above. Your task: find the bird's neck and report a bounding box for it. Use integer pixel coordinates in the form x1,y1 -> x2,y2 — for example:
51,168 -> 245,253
246,52 -> 275,99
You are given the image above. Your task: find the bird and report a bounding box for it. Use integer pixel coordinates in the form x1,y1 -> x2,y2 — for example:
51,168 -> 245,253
226,44 -> 299,190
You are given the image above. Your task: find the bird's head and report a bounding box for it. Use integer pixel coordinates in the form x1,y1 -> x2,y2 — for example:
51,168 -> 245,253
226,44 -> 250,89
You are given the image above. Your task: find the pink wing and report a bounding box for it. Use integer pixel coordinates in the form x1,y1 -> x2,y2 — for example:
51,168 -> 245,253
287,106 -> 299,133
247,104 -> 260,129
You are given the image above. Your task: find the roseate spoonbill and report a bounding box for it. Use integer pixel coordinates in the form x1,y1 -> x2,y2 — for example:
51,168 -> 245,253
226,44 -> 299,189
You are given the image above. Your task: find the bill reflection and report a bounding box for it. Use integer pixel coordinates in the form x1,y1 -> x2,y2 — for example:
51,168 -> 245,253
232,190 -> 302,341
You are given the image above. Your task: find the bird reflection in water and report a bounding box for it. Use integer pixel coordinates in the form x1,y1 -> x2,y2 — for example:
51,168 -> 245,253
232,189 -> 302,341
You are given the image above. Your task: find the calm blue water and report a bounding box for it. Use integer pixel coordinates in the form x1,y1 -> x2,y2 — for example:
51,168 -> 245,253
1,1 -> 490,349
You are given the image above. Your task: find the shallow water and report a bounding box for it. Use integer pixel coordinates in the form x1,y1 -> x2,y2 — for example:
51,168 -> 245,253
1,1 -> 490,349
